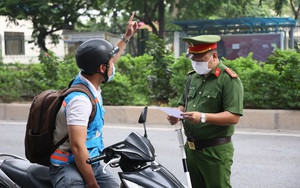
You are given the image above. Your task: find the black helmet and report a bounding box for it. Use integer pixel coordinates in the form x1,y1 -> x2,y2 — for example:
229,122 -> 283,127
75,38 -> 119,74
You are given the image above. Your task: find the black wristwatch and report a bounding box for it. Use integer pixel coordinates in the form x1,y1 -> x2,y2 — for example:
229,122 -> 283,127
121,34 -> 129,43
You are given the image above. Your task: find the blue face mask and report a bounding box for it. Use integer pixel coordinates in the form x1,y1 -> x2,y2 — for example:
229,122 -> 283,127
107,64 -> 116,82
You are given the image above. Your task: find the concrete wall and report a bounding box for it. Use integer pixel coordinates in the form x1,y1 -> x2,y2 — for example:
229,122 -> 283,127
0,103 -> 299,130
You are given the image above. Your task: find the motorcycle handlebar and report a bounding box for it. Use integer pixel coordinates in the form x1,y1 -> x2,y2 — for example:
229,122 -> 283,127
86,154 -> 107,164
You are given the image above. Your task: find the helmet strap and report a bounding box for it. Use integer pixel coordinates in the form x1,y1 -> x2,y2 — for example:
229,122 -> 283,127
100,72 -> 109,83
97,64 -> 109,83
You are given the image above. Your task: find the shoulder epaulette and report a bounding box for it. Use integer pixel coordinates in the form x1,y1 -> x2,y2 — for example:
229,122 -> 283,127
225,67 -> 238,78
187,70 -> 196,75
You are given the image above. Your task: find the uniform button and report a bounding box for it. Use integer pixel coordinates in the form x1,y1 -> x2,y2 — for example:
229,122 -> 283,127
193,104 -> 196,107
199,92 -> 201,95
203,80 -> 206,82
207,95 -> 210,98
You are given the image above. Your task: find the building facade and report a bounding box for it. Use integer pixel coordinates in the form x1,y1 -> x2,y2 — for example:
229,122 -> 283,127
0,16 -> 121,64
0,16 -> 65,64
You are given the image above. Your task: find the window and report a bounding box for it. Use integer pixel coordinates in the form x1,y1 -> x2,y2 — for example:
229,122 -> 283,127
4,32 -> 25,55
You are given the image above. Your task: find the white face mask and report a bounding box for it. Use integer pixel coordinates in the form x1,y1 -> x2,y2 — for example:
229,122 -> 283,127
191,55 -> 213,75
107,64 -> 116,82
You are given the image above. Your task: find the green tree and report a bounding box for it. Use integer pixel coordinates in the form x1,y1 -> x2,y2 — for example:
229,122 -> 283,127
260,0 -> 300,19
91,0 -> 171,39
0,0 -> 278,54
145,33 -> 174,104
0,0 -> 99,52
171,0 -> 271,20
259,0 -> 299,49
266,49 -> 300,109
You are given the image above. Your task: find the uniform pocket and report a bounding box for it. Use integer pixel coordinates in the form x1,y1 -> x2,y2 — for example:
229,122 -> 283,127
200,90 -> 220,108
202,90 -> 218,100
188,86 -> 197,99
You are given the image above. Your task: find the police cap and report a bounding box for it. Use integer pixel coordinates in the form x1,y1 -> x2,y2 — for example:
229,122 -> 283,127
182,35 -> 221,59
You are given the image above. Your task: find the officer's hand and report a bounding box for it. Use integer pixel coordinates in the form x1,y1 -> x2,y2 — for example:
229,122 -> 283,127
181,112 -> 201,124
124,11 -> 138,39
167,115 -> 180,125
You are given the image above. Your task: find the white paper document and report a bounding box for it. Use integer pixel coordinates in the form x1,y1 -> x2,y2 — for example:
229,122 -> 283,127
154,106 -> 184,119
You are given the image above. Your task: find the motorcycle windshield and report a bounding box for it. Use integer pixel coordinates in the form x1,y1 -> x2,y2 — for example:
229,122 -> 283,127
112,132 -> 155,161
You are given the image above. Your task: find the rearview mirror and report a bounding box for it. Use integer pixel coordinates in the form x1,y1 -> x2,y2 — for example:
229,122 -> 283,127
138,107 -> 148,124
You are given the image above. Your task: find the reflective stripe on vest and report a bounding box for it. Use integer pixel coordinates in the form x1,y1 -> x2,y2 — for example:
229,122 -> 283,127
50,149 -> 71,165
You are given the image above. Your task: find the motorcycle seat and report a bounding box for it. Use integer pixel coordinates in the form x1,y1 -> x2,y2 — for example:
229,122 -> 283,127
1,158 -> 52,188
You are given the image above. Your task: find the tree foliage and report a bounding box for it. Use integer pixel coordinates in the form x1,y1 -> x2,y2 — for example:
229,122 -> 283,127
89,0 -> 172,39
0,0 -> 99,52
260,0 -> 300,19
171,0 -> 271,20
0,0 -> 297,55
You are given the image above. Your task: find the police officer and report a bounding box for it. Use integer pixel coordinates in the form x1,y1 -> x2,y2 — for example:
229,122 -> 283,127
167,35 -> 244,188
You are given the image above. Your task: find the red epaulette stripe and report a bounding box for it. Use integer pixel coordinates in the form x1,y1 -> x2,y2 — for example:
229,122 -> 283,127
225,68 -> 238,78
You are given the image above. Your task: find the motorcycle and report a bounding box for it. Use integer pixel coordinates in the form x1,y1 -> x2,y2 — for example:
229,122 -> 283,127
0,107 -> 186,188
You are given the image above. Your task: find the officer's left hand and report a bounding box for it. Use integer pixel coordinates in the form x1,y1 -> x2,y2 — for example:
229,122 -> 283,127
181,112 -> 201,124
124,11 -> 138,39
167,115 -> 180,125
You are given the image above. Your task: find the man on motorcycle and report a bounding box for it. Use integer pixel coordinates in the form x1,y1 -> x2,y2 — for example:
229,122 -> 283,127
49,12 -> 138,188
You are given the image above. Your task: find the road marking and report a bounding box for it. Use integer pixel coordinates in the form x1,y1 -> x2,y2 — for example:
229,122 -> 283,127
1,121 -> 300,137
235,130 -> 300,138
104,125 -> 300,137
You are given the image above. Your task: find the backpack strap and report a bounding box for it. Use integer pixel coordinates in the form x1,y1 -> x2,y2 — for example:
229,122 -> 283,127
54,83 -> 97,150
67,84 -> 97,123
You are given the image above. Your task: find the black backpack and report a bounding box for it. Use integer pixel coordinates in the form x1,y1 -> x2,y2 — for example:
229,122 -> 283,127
24,83 -> 96,166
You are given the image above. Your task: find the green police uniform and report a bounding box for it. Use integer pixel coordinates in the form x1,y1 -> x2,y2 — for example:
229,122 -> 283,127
179,35 -> 244,188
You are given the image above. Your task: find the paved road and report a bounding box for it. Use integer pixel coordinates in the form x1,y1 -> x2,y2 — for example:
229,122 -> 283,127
1,121 -> 300,188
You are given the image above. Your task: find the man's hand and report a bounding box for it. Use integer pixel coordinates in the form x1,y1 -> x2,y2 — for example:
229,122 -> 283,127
124,11 -> 138,39
167,115 -> 180,125
180,112 -> 201,125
